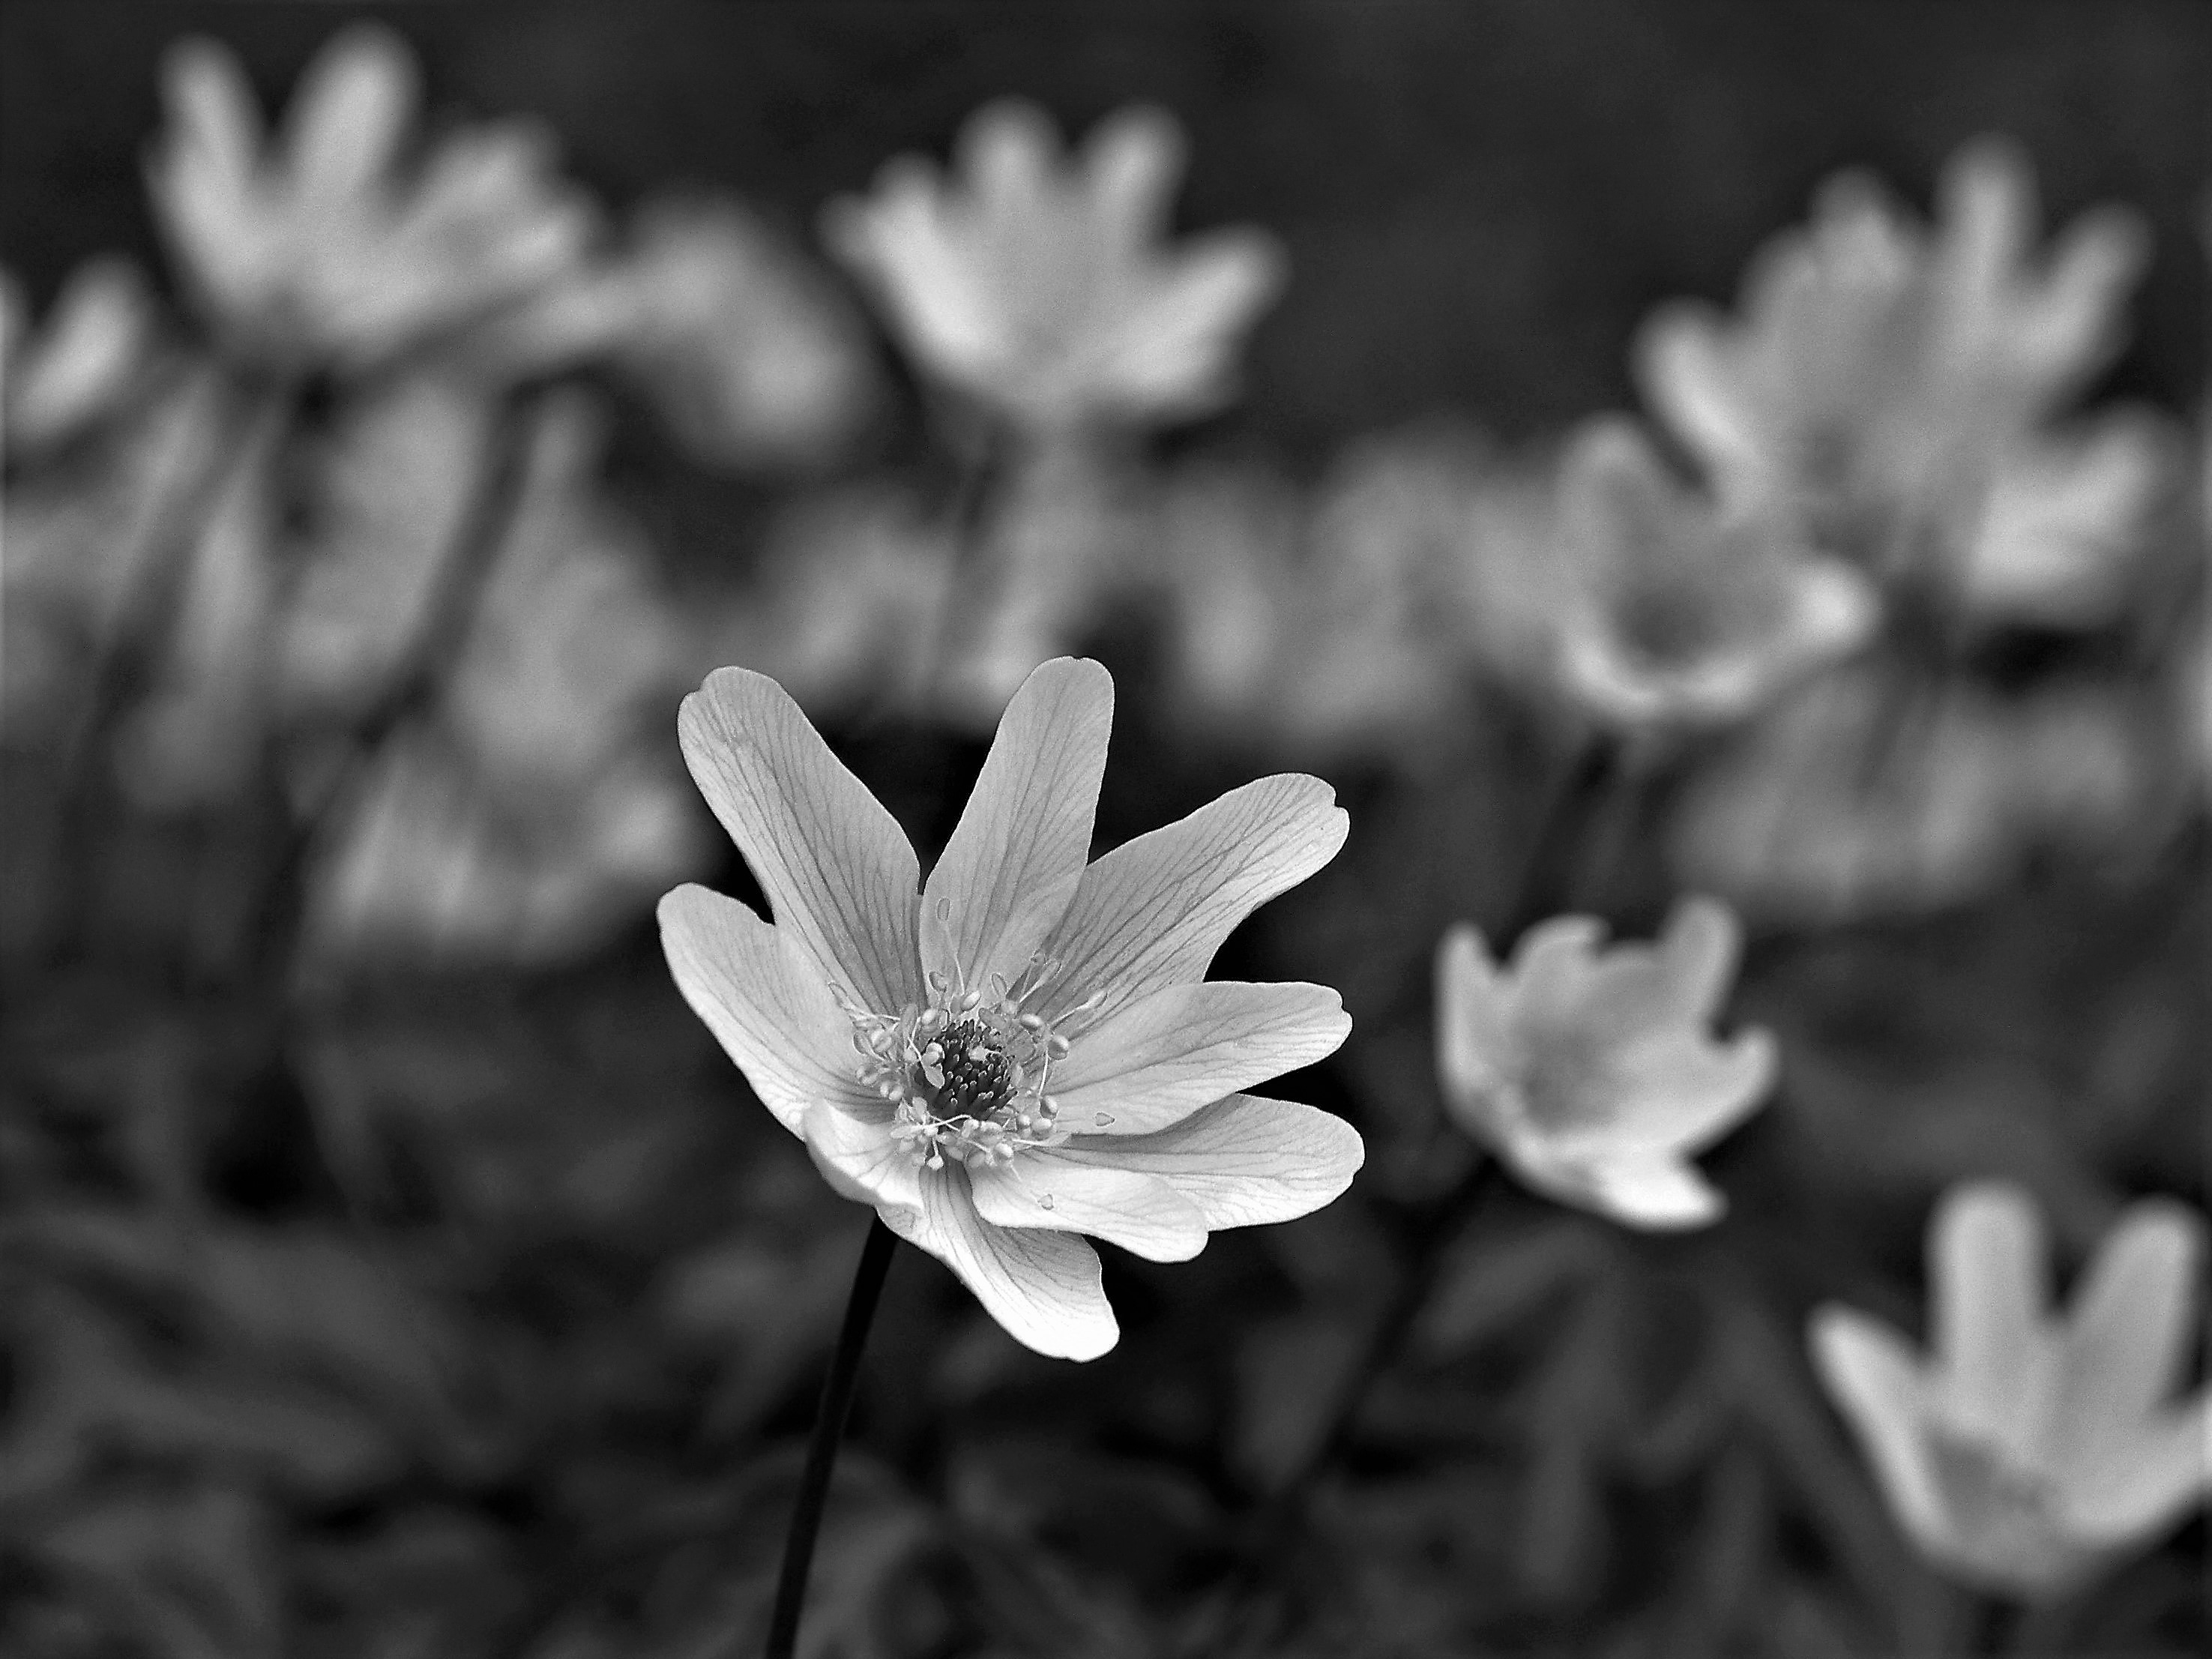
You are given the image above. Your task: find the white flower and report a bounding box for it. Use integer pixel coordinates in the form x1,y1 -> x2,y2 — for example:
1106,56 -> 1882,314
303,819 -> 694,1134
1434,898 -> 1776,1229
147,25 -> 594,373
1548,416 -> 1879,730
1811,1182 -> 2212,1600
823,100 -> 1284,434
660,657 -> 1362,1359
1634,136 -> 2172,629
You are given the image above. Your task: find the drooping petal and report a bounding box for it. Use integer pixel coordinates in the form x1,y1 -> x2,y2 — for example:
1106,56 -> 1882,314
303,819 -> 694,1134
1808,1305 -> 1953,1558
1569,1153 -> 1728,1230
920,657 -> 1112,996
1435,924 -> 1522,1124
678,665 -> 921,1014
1929,1182 -> 2059,1459
885,1167 -> 1118,1359
1048,980 -> 1349,1136
1052,1093 -> 1363,1229
2059,1390 -> 2212,1544
804,1096 -> 921,1215
657,885 -> 876,1135
2055,1199 -> 2204,1457
1037,772 -> 1347,1026
968,1154 -> 1208,1262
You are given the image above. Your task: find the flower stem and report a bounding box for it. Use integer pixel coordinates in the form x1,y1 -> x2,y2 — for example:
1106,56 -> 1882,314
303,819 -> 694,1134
765,1213 -> 898,1659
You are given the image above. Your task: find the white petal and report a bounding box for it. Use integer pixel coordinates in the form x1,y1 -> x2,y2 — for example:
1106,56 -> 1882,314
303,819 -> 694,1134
1434,924 -> 1521,1130
1807,1305 -> 1953,1560
886,1168 -> 1118,1360
920,657 -> 1112,996
1929,1182 -> 2058,1460
1082,105 -> 1184,252
283,24 -> 416,201
1563,1153 -> 1729,1231
2055,1199 -> 2205,1457
677,665 -> 921,1015
1555,1027 -> 1777,1158
804,1096 -> 921,1215
2060,1391 -> 2212,1544
1654,895 -> 1744,1026
1092,230 -> 1286,418
1504,915 -> 1609,1032
1037,772 -> 1347,1027
657,884 -> 874,1135
968,1154 -> 1208,1262
1049,980 -> 1349,1136
1052,1092 -> 1363,1229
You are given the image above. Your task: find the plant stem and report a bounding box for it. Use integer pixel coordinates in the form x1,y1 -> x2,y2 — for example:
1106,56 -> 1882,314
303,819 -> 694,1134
765,1214 -> 898,1659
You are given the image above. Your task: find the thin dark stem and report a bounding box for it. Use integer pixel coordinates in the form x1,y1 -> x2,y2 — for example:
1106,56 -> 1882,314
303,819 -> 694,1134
765,1214 -> 898,1659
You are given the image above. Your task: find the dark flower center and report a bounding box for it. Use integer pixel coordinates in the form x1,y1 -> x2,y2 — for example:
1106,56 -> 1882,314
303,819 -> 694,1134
932,1019 -> 1015,1118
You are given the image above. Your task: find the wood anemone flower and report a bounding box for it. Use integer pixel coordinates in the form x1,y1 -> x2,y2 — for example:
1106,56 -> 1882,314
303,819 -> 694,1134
1434,897 -> 1776,1229
1811,1181 -> 2212,1601
146,24 -> 594,373
822,99 -> 1285,436
660,657 -> 1363,1359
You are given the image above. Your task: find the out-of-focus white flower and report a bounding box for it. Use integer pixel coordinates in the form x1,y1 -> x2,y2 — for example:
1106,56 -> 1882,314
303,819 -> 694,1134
1548,417 -> 1879,730
308,726 -> 703,968
1635,136 -> 2172,629
482,197 -> 878,471
1152,451 -> 1477,764
823,100 -> 1285,434
1,261 -> 157,455
1434,897 -> 1776,1229
1811,1182 -> 2212,1600
439,395 -> 689,792
146,25 -> 594,373
1669,668 -> 2165,924
304,394 -> 701,967
660,657 -> 1361,1359
274,373 -> 494,720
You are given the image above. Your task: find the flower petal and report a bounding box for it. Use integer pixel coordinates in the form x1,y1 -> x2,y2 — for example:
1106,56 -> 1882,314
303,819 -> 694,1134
657,885 -> 874,1135
678,665 -> 920,1014
920,657 -> 1112,996
804,1096 -> 921,1215
1929,1181 -> 2058,1458
1049,980 -> 1350,1136
1808,1304 -> 1951,1558
1561,1153 -> 1729,1230
1037,772 -> 1348,1027
1504,915 -> 1609,1032
1435,924 -> 1521,1130
2060,1391 -> 2212,1544
284,25 -> 415,202
968,1154 -> 1208,1262
885,1167 -> 1118,1360
1052,1092 -> 1363,1229
1653,896 -> 1745,1026
2055,1199 -> 2204,1456
1557,1027 -> 1778,1157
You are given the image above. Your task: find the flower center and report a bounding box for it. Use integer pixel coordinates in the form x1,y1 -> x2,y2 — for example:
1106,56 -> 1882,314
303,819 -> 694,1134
837,954 -> 1100,1171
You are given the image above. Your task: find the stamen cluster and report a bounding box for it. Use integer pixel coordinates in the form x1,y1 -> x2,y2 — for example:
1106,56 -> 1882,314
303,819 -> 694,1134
840,955 -> 1097,1169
